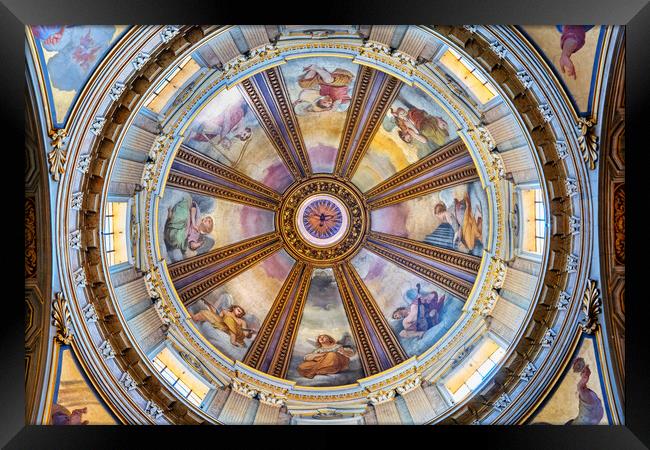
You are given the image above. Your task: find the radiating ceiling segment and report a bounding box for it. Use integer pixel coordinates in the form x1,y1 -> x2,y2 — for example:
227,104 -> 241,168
181,86 -> 293,192
185,249 -> 295,362
351,83 -> 460,192
350,248 -> 465,357
284,267 -> 366,386
279,56 -> 361,174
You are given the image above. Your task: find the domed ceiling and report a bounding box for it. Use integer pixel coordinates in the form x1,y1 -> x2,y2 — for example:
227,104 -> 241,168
157,55 -> 493,387
24,25 -> 625,425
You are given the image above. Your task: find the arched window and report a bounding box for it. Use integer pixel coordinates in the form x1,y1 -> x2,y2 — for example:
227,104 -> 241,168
103,201 -> 129,267
444,338 -> 506,403
439,47 -> 499,105
518,186 -> 545,256
152,347 -> 210,408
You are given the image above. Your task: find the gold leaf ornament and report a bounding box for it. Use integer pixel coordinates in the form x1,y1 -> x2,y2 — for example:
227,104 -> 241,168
577,118 -> 599,170
47,129 -> 67,181
580,279 -> 602,334
51,292 -> 74,345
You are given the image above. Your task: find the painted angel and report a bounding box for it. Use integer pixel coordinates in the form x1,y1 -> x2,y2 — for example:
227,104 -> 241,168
32,26 -> 115,92
163,195 -> 214,261
391,283 -> 446,340
293,64 -> 354,113
385,102 -> 450,152
191,294 -> 258,348
296,333 -> 356,379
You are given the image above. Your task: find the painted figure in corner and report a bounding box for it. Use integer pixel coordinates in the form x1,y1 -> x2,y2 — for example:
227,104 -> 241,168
565,357 -> 604,425
557,26 -> 594,80
50,404 -> 89,425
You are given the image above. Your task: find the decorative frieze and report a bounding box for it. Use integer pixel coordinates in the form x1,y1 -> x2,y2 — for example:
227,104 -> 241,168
153,297 -> 175,326
565,178 -> 579,197
119,371 -> 138,391
487,150 -> 506,181
82,303 -> 98,323
258,392 -> 285,407
476,126 -> 496,150
538,104 -> 553,123
160,25 -> 181,43
540,328 -> 557,348
73,268 -> 87,288
69,230 -> 81,250
516,70 -> 533,89
492,258 -> 507,289
566,253 -> 579,273
557,291 -> 571,310
519,361 -> 537,382
98,339 -> 116,360
489,41 -> 508,59
77,154 -> 91,173
71,192 -> 83,210
108,82 -> 126,102
89,117 -> 106,136
555,141 -> 569,160
145,400 -> 164,419
144,269 -> 162,299
568,216 -> 581,234
231,379 -> 258,399
395,375 -> 422,396
493,393 -> 511,412
132,52 -> 151,71
368,389 -> 396,405
478,290 -> 499,317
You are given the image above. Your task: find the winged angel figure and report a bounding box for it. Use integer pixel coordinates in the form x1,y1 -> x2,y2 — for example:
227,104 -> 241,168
391,283 -> 447,340
296,333 -> 356,379
191,293 -> 259,348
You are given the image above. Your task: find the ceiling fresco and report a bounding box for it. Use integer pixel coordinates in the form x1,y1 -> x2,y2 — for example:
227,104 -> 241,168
157,54 -> 487,383
24,25 -> 625,426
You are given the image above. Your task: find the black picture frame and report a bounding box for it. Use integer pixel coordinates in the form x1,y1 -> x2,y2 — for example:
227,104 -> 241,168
4,0 -> 648,448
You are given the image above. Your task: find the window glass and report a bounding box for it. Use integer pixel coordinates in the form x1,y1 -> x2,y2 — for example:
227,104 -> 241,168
103,201 -> 129,267
520,188 -> 545,255
151,348 -> 210,408
439,49 -> 498,104
445,339 -> 506,403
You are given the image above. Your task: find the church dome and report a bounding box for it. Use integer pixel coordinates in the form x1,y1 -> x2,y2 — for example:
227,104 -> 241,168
25,25 -> 624,425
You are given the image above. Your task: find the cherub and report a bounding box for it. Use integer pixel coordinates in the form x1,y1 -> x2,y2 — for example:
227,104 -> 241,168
392,283 -> 446,340
192,295 -> 257,347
